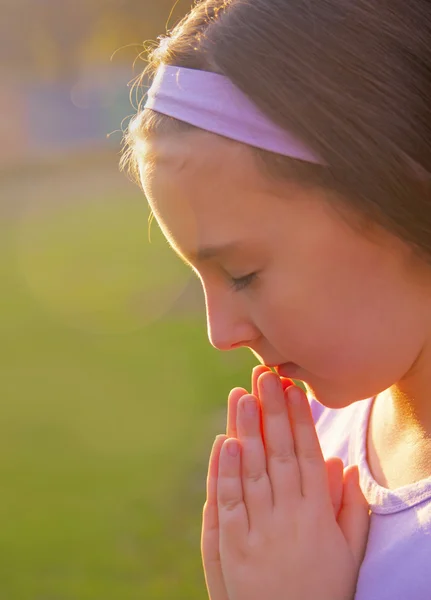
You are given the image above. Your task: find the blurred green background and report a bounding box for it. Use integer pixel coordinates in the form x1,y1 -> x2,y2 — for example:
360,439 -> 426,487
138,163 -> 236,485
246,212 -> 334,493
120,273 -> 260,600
0,2 -> 257,598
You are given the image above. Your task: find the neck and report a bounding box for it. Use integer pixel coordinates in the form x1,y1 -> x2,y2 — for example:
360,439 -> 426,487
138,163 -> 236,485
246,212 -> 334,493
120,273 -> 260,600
387,341 -> 431,440
368,341 -> 431,489
367,256 -> 431,487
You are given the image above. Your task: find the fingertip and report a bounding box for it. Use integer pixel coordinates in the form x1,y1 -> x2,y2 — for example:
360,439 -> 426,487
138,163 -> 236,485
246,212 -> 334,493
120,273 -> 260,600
209,433 -> 227,465
229,387 -> 249,398
224,437 -> 240,458
212,434 -> 228,454
256,370 -> 280,395
326,456 -> 345,477
215,434 -> 228,447
256,369 -> 271,386
338,465 -> 370,567
344,465 -> 368,507
253,365 -> 271,376
287,384 -> 304,405
227,388 -> 247,437
252,365 -> 271,394
219,437 -> 241,466
344,464 -> 360,488
325,456 -> 344,518
280,377 -> 294,391
208,435 -> 227,476
285,385 -> 311,420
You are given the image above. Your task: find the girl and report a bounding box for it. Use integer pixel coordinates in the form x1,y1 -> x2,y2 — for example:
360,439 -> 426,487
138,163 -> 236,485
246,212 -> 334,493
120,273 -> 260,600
121,0 -> 431,598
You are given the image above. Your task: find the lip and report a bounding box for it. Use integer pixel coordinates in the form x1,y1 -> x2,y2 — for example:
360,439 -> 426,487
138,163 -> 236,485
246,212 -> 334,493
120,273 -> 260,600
275,362 -> 301,378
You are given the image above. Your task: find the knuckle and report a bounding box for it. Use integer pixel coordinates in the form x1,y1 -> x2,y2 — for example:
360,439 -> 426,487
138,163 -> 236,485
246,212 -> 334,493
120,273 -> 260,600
267,442 -> 296,465
245,468 -> 267,484
299,446 -> 322,462
220,496 -> 243,512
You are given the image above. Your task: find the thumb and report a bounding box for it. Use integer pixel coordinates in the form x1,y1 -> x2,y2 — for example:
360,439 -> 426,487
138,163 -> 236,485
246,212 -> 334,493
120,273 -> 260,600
325,456 -> 344,519
337,465 -> 370,567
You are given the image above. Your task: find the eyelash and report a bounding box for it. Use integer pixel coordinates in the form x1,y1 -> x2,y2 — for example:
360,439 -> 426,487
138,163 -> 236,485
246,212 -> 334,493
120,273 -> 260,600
229,272 -> 258,291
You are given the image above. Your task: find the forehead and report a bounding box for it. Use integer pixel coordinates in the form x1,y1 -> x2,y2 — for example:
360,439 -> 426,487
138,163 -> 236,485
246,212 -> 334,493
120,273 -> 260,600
137,130 -> 301,255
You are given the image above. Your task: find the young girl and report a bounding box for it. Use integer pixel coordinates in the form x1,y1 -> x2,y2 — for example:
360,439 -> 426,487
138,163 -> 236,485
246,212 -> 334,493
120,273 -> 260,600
122,1 -> 431,598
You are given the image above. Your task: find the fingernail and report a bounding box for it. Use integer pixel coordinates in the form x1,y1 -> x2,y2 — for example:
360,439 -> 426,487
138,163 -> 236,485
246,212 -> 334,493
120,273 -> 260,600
244,397 -> 258,417
227,440 -> 239,457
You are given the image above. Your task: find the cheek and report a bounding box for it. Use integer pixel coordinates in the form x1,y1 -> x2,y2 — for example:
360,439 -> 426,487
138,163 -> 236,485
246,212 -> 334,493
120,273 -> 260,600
262,244 -> 424,399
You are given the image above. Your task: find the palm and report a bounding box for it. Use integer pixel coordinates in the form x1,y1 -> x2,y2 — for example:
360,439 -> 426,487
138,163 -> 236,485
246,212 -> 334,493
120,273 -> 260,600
201,367 -> 357,600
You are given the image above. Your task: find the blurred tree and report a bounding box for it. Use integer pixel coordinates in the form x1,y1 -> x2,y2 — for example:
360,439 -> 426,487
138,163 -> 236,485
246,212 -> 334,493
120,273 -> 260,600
36,0 -> 103,81
0,0 -> 193,81
0,0 -> 35,78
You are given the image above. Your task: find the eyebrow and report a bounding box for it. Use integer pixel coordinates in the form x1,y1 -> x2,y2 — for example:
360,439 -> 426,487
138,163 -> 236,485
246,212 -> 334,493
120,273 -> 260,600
184,241 -> 242,263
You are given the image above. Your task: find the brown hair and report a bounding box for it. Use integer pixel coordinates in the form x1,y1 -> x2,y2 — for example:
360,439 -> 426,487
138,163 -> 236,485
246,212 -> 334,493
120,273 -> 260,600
122,0 -> 431,260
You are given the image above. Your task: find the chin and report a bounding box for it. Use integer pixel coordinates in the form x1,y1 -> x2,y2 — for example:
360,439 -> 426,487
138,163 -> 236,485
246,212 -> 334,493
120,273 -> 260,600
302,380 -> 370,410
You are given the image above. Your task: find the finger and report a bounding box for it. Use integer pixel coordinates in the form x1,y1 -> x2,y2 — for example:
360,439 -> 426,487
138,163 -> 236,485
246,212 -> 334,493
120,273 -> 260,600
338,465 -> 370,567
236,393 -> 273,528
252,367 -> 291,445
280,377 -> 295,391
202,435 -> 230,600
202,562 -> 229,600
286,385 -> 328,499
217,438 -> 249,542
325,457 -> 344,519
227,387 -> 248,438
257,372 -> 301,509
252,365 -> 271,398
205,435 -> 227,525
252,366 -> 270,442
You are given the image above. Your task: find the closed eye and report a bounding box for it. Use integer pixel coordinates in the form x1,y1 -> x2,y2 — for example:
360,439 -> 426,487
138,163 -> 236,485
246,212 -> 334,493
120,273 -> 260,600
229,272 -> 258,292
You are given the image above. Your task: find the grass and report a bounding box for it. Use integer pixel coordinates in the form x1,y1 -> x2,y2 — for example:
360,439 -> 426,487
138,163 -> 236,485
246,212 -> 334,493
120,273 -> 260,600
0,191 -> 257,599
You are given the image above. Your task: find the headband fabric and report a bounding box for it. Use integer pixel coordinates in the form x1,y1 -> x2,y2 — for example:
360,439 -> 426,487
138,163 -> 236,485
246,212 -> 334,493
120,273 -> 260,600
144,64 -> 324,165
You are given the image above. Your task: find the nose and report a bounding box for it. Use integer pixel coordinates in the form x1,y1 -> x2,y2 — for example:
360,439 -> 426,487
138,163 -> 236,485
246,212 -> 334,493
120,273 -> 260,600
204,286 -> 259,352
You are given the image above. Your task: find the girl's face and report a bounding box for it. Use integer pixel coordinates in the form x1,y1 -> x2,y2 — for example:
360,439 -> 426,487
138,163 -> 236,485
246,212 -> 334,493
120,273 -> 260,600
138,130 -> 430,408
